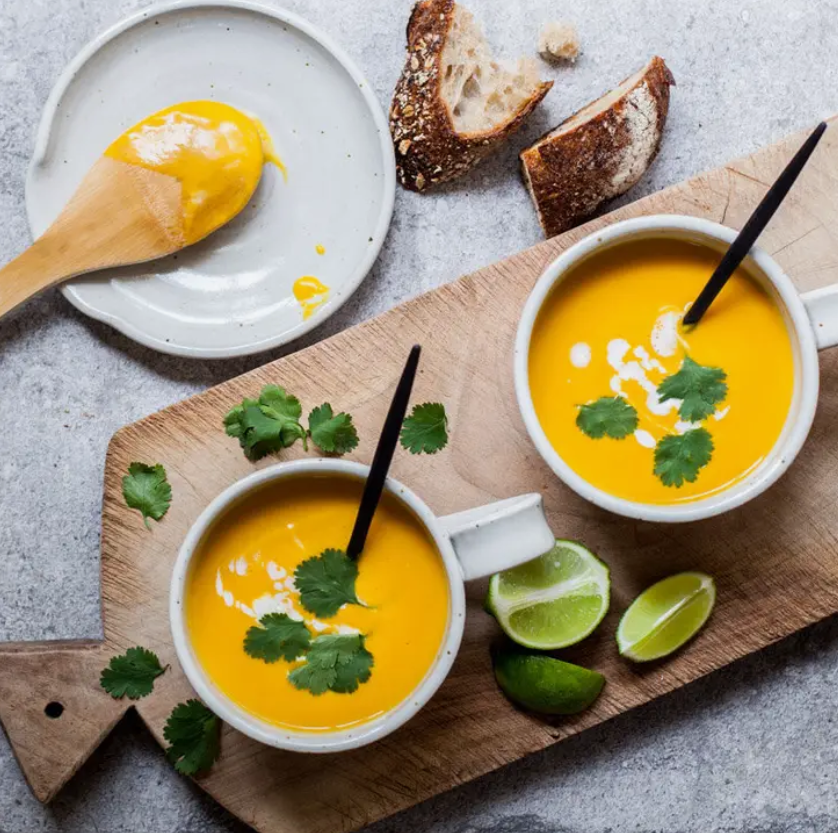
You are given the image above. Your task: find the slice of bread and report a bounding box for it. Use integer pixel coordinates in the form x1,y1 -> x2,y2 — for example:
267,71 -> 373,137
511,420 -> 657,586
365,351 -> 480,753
390,0 -> 553,192
520,57 -> 674,237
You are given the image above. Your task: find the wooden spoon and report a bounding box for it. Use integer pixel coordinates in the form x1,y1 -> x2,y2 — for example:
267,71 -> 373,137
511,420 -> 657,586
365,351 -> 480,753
0,156 -> 188,318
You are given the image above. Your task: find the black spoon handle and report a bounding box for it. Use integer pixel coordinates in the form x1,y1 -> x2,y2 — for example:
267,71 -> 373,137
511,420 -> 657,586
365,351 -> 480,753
346,345 -> 421,561
683,121 -> 828,327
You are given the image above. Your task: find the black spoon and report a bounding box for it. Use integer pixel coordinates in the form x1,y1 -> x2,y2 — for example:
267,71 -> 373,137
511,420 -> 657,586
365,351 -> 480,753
683,121 -> 828,327
346,344 -> 421,561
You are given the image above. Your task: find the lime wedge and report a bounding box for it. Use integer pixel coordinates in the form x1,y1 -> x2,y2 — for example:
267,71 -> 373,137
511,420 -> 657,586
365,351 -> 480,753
617,571 -> 715,662
493,649 -> 605,715
485,540 -> 610,650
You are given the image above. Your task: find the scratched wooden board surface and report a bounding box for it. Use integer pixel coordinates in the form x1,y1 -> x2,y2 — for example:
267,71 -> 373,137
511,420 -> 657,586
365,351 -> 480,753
3,122 -> 838,833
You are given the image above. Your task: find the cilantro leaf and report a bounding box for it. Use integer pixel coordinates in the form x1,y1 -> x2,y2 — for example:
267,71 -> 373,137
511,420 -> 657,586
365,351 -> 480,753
122,463 -> 172,529
308,403 -> 359,455
163,699 -> 221,776
654,428 -> 714,488
222,398 -> 259,441
576,397 -> 638,439
259,385 -> 306,439
288,634 -> 374,695
294,549 -> 363,618
657,357 -> 728,422
244,613 -> 311,663
223,385 -> 307,460
100,646 -> 166,700
400,402 -> 448,454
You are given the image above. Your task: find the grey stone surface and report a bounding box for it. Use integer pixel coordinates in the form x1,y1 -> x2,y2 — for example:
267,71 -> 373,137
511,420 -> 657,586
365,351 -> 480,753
2,0 -> 838,830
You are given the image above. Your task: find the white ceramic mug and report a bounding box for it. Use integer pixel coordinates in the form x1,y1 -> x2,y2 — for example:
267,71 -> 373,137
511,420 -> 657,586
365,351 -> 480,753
170,459 -> 555,752
515,214 -> 838,523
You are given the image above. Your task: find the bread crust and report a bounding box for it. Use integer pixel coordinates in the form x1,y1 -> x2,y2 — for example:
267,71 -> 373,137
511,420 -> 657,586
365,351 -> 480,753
520,56 -> 675,237
390,0 -> 553,192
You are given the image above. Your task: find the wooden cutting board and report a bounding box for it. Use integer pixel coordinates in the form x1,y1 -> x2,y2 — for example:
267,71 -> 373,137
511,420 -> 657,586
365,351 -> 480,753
4,121 -> 838,832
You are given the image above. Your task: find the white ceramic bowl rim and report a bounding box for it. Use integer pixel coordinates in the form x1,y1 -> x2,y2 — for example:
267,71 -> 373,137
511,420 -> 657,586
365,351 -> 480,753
169,459 -> 466,753
514,214 -> 820,523
28,0 -> 396,359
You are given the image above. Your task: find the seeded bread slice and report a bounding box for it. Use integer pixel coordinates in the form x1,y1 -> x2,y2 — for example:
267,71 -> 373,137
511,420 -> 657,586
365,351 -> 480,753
520,56 -> 675,237
390,0 -> 553,192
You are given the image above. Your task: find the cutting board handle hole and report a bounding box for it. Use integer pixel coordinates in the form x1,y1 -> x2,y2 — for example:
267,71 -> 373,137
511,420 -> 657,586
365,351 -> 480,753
44,701 -> 64,719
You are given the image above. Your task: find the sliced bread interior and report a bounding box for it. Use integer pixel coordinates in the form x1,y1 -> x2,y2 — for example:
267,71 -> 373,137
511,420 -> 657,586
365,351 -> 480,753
440,6 -> 544,135
390,0 -> 552,191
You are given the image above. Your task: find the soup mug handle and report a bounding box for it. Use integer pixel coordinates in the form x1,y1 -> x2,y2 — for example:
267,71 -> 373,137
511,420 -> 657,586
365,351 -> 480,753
437,494 -> 555,581
804,286 -> 838,350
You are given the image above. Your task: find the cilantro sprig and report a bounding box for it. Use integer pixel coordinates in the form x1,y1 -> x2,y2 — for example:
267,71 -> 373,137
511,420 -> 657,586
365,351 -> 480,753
100,646 -> 166,700
400,402 -> 448,454
577,396 -> 639,440
241,604 -> 374,696
294,549 -> 364,618
238,550 -> 376,696
224,385 -> 307,460
244,613 -> 311,663
308,403 -> 359,454
224,384 -> 455,460
122,463 -> 172,529
652,358 -> 727,487
575,353 -> 728,489
657,357 -> 728,422
654,428 -> 714,488
163,699 -> 221,776
288,634 -> 374,695
224,385 -> 362,460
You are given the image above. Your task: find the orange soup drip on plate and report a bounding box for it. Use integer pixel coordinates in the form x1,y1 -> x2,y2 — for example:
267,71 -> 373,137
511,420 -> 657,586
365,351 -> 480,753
293,275 -> 330,319
186,474 -> 450,732
528,238 -> 795,505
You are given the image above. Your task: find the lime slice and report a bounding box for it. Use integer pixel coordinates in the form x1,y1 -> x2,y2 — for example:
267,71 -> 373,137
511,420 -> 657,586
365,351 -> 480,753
485,540 -> 610,650
617,571 -> 715,662
493,649 -> 605,715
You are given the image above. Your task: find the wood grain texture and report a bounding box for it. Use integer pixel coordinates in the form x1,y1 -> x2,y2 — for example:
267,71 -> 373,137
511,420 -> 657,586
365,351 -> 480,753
0,156 -> 184,318
4,121 -> 838,829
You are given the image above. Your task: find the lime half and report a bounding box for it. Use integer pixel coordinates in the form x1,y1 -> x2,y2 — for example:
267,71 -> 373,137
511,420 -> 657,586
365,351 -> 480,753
617,572 -> 715,662
486,540 -> 610,650
493,649 -> 605,715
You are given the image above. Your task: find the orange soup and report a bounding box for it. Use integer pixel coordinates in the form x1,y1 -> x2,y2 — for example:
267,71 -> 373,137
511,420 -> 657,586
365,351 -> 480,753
105,101 -> 280,245
528,238 -> 795,504
186,474 -> 450,732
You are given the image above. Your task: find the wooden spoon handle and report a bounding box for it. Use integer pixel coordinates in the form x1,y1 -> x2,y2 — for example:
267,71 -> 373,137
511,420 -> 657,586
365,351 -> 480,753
0,237 -> 80,318
0,157 -> 185,318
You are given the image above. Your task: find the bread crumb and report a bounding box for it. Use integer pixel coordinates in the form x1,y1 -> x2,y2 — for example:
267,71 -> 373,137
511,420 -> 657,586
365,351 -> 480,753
538,21 -> 580,63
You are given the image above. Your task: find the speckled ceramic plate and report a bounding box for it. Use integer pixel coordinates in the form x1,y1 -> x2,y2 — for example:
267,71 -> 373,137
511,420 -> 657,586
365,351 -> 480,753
26,0 -> 395,358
